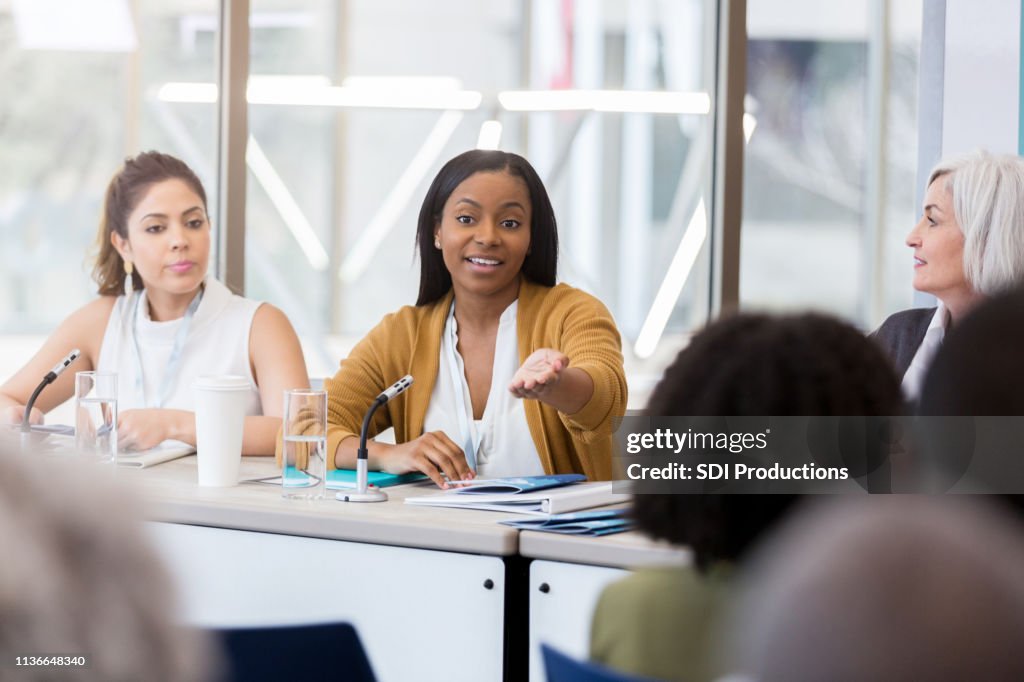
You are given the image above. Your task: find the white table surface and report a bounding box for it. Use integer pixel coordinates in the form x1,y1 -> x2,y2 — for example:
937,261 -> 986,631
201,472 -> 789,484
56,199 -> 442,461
119,455 -> 690,567
118,455 -> 520,555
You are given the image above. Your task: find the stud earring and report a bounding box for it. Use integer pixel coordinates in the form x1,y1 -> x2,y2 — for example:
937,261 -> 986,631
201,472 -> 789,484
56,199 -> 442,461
434,238 -> 441,249
124,260 -> 134,297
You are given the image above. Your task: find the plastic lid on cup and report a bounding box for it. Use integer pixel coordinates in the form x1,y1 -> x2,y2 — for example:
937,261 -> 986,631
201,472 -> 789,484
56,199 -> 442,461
194,375 -> 251,391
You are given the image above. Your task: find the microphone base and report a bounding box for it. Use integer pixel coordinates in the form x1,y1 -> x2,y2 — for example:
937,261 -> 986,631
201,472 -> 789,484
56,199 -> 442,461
335,487 -> 389,503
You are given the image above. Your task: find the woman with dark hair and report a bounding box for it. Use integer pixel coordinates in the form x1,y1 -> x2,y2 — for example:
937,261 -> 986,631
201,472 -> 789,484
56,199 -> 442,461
325,149 -> 626,487
0,151 -> 309,454
589,312 -> 903,682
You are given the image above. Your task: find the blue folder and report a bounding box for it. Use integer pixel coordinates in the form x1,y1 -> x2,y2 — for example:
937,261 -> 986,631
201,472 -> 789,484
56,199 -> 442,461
326,469 -> 427,489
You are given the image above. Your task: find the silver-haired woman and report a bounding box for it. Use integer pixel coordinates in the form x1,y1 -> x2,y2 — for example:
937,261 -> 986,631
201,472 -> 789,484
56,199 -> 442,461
874,150 -> 1024,398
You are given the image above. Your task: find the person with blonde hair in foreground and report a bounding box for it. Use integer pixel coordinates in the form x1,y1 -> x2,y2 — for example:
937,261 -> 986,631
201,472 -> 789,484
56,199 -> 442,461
0,451 -> 214,681
725,496 -> 1024,681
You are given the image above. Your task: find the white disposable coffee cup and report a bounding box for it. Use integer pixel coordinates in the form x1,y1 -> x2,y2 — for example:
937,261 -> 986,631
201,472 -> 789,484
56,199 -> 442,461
193,375 -> 250,487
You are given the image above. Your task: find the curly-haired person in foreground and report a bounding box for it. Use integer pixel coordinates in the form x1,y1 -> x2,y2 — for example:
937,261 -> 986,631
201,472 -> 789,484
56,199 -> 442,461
589,312 -> 903,682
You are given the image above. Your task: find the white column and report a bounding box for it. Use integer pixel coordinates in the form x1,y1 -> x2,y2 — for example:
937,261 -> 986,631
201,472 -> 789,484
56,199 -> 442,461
940,0 -> 1021,156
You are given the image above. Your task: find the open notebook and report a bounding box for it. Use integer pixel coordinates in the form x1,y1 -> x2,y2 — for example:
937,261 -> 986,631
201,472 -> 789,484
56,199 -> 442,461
116,440 -> 196,468
18,429 -> 194,468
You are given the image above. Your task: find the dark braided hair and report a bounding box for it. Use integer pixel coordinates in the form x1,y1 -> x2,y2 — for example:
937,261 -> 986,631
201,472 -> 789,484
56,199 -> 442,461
634,312 -> 903,571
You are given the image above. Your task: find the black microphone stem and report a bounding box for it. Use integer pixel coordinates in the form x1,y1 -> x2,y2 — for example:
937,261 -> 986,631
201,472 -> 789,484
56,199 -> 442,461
358,397 -> 386,462
22,375 -> 54,432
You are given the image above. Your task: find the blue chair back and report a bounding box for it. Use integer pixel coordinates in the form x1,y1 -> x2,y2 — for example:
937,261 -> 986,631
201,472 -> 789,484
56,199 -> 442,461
215,622 -> 375,682
541,644 -> 663,682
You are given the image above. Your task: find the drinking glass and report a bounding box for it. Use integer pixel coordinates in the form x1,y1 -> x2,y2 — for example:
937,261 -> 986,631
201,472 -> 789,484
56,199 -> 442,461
75,371 -> 118,463
282,389 -> 327,500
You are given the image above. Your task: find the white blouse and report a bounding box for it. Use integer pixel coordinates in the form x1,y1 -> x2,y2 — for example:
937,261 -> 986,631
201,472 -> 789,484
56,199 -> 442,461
422,299 -> 544,478
97,277 -> 263,416
901,302 -> 948,401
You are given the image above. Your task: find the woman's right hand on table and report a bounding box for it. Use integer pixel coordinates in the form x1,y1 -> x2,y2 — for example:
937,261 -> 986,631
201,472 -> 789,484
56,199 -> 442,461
377,431 -> 475,489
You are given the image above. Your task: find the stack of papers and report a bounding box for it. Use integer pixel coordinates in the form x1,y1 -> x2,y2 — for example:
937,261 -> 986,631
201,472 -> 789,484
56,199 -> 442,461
500,508 -> 632,536
445,473 -> 585,494
405,475 -> 626,515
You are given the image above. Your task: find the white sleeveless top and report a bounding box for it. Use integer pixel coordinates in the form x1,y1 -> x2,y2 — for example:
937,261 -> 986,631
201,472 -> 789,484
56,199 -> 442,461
422,299 -> 544,478
97,277 -> 263,416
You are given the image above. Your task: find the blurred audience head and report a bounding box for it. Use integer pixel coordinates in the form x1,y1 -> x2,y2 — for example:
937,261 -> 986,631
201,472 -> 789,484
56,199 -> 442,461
634,312 -> 903,571
920,286 -> 1024,416
0,451 -> 214,682
915,287 -> 1024,500
727,496 -> 1024,682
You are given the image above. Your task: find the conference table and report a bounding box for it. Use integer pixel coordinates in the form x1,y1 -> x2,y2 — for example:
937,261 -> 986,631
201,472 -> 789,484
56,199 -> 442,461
119,456 -> 689,682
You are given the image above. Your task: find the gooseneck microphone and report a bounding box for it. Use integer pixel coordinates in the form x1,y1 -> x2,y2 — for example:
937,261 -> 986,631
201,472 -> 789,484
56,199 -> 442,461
337,374 -> 414,503
22,349 -> 81,431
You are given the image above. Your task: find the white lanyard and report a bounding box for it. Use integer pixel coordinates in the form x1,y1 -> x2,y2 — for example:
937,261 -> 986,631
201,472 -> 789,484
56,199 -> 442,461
129,287 -> 204,409
445,301 -> 483,471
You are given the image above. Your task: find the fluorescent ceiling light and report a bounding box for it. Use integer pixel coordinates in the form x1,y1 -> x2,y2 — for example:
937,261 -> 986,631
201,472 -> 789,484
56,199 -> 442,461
342,76 -> 463,92
634,199 -> 708,359
476,120 -> 503,150
498,89 -> 711,115
13,0 -> 137,52
158,82 -> 218,103
157,76 -> 482,110
593,91 -> 711,114
251,74 -> 332,91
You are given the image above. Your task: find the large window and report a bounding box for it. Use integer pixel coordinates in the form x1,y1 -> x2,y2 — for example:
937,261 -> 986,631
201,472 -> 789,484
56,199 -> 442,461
237,0 -> 718,395
0,0 -> 218,332
740,0 -> 922,328
1,0 -> 928,406
138,0 -> 721,389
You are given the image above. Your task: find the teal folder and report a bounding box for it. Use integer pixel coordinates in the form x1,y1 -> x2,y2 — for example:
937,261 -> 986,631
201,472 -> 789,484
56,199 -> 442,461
326,469 -> 427,489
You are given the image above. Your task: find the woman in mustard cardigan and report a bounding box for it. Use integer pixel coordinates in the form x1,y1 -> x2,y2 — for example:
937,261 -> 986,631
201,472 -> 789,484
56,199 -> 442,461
326,150 -> 627,488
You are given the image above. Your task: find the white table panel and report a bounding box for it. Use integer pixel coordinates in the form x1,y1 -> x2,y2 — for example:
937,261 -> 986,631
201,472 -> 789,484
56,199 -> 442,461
528,559 -> 628,682
150,522 -> 505,682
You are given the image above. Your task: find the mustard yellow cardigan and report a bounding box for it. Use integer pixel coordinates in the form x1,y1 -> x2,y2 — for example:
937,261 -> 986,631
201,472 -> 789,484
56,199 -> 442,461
323,280 -> 627,480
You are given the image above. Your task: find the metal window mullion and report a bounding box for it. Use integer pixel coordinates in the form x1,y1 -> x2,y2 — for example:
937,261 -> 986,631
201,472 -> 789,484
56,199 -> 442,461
216,0 -> 250,294
330,0 -> 351,334
914,0 -> 946,308
710,0 -> 746,316
863,0 -> 891,328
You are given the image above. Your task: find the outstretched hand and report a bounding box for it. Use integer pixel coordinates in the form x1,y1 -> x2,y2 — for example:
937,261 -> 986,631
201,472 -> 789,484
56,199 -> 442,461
509,348 -> 570,400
